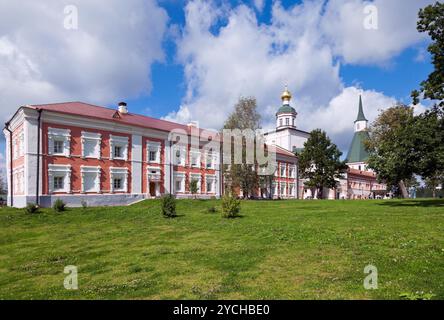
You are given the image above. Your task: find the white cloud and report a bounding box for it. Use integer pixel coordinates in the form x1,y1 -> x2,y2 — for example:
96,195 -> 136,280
168,0 -> 432,152
253,0 -> 265,12
0,0 -> 168,122
321,0 -> 432,65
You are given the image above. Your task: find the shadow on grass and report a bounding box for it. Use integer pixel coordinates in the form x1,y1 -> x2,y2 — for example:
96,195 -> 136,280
377,199 -> 444,208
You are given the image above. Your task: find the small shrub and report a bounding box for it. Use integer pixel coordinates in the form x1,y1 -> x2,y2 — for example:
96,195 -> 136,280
81,200 -> 88,209
53,199 -> 67,213
161,194 -> 177,218
221,193 -> 241,218
207,206 -> 217,214
190,180 -> 199,199
25,203 -> 39,214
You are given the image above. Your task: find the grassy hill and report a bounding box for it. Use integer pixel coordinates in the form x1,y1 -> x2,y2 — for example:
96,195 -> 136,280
0,199 -> 443,300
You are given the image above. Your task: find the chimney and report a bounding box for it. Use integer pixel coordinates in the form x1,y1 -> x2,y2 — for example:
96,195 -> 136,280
187,121 -> 198,128
118,102 -> 128,114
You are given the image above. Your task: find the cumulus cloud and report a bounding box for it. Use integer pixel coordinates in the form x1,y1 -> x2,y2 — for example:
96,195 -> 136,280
321,0 -> 431,65
167,0 -> 432,151
0,0 -> 168,122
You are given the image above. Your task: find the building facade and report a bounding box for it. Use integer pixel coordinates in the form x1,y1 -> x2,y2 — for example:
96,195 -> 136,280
4,99 -> 301,207
4,89 -> 385,208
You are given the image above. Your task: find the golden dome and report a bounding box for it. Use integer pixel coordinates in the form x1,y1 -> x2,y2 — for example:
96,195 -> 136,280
281,86 -> 292,101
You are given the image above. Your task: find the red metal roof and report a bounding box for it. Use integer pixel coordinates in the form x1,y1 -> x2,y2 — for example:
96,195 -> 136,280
24,102 -> 297,159
28,102 -> 195,133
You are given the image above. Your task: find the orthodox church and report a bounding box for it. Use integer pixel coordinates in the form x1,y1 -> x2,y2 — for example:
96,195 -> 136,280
265,87 -> 386,199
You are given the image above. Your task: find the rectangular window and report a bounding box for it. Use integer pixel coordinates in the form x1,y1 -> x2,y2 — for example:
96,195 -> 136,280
54,177 -> 64,190
206,154 -> 213,169
206,181 -> 213,193
114,178 -> 122,190
114,146 -> 122,158
279,119 -> 283,126
175,180 -> 182,192
286,118 -> 289,125
53,140 -> 64,154
280,165 -> 286,176
190,150 -> 200,167
149,150 -> 156,162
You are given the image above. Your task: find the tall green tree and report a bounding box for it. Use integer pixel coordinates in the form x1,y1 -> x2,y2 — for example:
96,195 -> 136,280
412,2 -> 444,107
298,129 -> 346,199
223,97 -> 261,199
408,107 -> 444,180
365,105 -> 415,198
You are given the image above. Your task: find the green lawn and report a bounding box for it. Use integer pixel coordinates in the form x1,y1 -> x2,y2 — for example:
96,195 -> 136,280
0,199 -> 443,300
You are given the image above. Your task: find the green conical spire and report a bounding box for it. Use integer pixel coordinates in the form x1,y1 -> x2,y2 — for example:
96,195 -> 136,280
355,95 -> 367,122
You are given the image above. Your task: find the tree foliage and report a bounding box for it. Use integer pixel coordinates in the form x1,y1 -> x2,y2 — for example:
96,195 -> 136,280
412,2 -> 444,107
223,97 -> 261,199
366,104 -> 444,198
190,179 -> 199,199
298,129 -> 346,199
365,105 -> 415,198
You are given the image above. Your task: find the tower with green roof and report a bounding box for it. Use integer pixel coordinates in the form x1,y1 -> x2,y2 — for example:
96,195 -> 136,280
276,85 -> 297,129
346,95 -> 370,169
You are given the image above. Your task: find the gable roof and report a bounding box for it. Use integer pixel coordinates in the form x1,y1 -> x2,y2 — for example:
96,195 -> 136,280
26,102 -> 193,133
346,130 -> 370,163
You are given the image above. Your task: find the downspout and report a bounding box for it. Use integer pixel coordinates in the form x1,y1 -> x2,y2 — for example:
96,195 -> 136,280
4,123 -> 13,207
36,109 -> 42,205
296,159 -> 300,200
170,140 -> 173,195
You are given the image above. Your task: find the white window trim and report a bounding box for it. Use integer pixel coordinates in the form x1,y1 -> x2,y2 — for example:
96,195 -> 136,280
280,182 -> 287,196
110,167 -> 129,193
147,166 -> 162,182
205,174 -> 217,194
81,131 -> 102,159
48,164 -> 72,194
147,142 -> 161,164
174,172 -> 185,193
289,183 -> 295,197
174,145 -> 187,166
48,128 -> 71,157
205,150 -> 219,170
190,173 -> 202,193
110,135 -> 129,161
280,164 -> 286,177
272,183 -> 278,196
190,148 -> 201,168
80,166 -> 101,193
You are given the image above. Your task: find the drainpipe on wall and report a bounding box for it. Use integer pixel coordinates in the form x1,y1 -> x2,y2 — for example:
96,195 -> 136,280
36,109 -> 42,205
296,159 -> 300,200
4,123 -> 13,207
170,140 -> 173,196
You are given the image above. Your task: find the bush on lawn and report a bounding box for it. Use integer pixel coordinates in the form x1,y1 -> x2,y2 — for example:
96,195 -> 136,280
53,199 -> 67,213
25,203 -> 39,214
161,194 -> 177,218
221,193 -> 241,218
207,205 -> 217,213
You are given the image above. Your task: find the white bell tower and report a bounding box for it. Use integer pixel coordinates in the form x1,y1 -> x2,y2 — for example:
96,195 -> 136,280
276,86 -> 297,130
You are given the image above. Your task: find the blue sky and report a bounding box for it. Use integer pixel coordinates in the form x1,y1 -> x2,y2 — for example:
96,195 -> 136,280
0,0 -> 436,165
